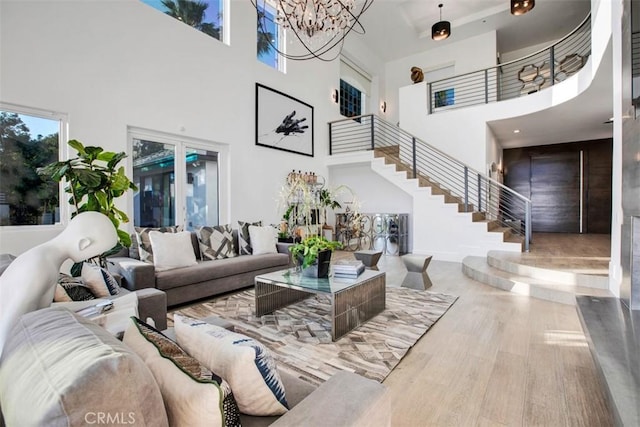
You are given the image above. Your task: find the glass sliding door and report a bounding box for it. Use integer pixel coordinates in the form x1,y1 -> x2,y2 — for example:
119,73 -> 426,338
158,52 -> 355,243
185,147 -> 219,230
132,138 -> 176,227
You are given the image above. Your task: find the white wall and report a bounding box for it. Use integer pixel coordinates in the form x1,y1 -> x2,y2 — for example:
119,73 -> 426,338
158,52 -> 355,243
384,31 -> 498,126
0,0 -> 349,254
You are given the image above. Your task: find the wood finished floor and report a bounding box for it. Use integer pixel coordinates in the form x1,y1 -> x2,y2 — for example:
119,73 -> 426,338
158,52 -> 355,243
333,235 -> 614,426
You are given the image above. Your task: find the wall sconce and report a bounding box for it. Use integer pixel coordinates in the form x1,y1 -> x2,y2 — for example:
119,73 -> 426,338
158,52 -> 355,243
332,89 -> 339,103
511,0 -> 535,15
380,101 -> 387,113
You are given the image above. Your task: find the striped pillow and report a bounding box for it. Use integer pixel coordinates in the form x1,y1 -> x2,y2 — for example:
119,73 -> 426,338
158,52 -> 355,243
237,221 -> 262,255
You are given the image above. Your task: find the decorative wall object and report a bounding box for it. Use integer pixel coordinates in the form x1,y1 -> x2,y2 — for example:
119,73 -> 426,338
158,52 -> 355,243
335,212 -> 409,255
255,83 -> 314,157
410,66 -> 424,84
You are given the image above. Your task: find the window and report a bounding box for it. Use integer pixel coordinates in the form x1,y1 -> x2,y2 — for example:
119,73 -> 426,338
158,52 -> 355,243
434,88 -> 455,108
340,79 -> 362,118
0,106 -> 64,226
339,58 -> 371,119
140,0 -> 227,43
130,129 -> 224,230
256,1 -> 284,71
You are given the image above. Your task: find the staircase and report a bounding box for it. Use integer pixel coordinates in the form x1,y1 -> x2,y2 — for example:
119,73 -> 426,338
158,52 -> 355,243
372,145 -> 522,249
462,250 -> 611,305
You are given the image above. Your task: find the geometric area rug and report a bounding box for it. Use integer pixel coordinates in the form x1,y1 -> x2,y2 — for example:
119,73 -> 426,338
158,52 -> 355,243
169,287 -> 457,386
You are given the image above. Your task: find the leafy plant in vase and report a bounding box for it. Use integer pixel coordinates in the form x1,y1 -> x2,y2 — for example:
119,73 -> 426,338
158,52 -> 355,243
289,235 -> 342,278
39,139 -> 137,274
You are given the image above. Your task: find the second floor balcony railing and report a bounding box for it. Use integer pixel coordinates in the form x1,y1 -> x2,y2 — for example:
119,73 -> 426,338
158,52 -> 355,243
428,14 -> 591,113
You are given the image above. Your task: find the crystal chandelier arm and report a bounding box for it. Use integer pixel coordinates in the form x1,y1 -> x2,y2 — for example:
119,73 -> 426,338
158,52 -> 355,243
251,0 -> 374,61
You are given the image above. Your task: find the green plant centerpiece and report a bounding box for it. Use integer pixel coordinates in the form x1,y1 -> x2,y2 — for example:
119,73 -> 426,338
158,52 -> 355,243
39,139 -> 137,273
289,235 -> 342,278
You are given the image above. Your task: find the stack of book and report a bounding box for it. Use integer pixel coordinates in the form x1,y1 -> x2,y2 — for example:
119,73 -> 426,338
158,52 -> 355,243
333,260 -> 365,278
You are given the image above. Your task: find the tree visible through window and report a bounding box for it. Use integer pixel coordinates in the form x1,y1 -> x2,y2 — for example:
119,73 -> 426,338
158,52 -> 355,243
0,111 -> 60,225
256,2 -> 282,70
141,0 -> 224,41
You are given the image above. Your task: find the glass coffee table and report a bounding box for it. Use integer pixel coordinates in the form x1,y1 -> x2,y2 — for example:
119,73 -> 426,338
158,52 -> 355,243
254,269 -> 386,341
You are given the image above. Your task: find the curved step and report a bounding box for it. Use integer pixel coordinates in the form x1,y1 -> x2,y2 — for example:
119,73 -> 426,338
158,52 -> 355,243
487,250 -> 609,289
462,256 -> 612,305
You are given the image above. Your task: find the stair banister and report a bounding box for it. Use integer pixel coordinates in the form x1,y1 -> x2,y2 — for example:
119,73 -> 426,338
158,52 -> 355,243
328,114 -> 532,252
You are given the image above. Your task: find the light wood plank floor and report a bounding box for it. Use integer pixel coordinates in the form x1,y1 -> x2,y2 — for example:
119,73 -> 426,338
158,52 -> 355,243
334,245 -> 614,426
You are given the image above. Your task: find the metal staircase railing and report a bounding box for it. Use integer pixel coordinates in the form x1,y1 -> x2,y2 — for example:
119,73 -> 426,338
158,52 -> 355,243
328,114 -> 532,251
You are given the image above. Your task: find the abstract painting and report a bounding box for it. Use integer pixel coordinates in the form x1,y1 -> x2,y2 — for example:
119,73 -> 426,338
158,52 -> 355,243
255,83 -> 314,157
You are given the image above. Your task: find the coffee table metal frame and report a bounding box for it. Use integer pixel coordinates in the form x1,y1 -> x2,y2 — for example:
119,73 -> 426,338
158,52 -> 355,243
254,269 -> 386,341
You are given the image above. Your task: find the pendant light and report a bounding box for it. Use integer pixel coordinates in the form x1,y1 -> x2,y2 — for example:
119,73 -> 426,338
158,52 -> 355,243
432,4 -> 451,41
511,0 -> 535,16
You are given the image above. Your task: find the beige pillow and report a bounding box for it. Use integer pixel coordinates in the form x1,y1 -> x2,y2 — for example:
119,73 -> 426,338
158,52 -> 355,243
123,317 -> 241,426
248,225 -> 278,255
174,314 -> 289,416
149,230 -> 198,271
0,307 -> 168,427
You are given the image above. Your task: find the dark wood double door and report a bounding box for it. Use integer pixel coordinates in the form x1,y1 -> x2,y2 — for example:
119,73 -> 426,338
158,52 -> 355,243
504,139 -> 612,234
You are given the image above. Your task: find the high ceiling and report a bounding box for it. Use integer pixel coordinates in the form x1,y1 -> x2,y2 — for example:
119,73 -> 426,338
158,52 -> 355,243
357,0 -> 592,62
351,0 -> 610,149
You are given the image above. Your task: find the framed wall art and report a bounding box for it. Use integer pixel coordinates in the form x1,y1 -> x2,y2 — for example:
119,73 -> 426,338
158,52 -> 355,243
255,83 -> 314,157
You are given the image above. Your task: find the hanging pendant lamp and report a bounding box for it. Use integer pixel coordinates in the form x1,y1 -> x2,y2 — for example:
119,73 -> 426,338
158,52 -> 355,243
511,0 -> 535,15
432,4 -> 451,41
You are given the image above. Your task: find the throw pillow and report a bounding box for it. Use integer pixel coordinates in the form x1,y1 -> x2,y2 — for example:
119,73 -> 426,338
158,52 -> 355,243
248,225 -> 278,255
238,220 -> 262,255
54,273 -> 96,302
148,231 -> 198,271
123,317 -> 241,427
81,263 -> 120,298
197,225 -> 237,260
174,314 -> 289,416
135,226 -> 183,263
0,307 -> 168,427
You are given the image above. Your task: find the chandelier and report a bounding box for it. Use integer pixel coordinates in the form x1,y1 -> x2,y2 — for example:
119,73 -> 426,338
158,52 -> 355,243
252,0 -> 374,61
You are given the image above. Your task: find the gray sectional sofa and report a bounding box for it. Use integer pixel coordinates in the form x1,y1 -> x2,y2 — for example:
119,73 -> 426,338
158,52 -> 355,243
109,231 -> 292,306
0,307 -> 391,427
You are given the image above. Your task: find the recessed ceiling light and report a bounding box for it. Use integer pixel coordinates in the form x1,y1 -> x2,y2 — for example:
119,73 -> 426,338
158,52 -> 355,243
513,129 -> 520,133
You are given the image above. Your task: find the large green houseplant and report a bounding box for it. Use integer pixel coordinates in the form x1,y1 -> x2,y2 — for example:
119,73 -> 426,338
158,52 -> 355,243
39,139 -> 137,273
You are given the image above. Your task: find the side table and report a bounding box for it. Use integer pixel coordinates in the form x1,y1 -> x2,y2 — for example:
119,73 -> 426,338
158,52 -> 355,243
401,254 -> 433,290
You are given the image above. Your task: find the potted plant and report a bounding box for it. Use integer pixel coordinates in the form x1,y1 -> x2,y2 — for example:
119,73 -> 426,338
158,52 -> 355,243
39,139 -> 137,274
289,235 -> 342,278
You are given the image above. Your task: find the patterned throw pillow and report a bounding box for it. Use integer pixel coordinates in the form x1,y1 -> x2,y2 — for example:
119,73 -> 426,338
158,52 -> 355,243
174,314 -> 289,416
135,226 -> 183,263
53,273 -> 96,302
123,317 -> 241,427
197,225 -> 237,260
81,263 -> 120,298
237,220 -> 262,255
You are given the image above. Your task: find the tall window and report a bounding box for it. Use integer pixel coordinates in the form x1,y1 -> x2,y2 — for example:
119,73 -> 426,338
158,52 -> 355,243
339,58 -> 371,118
130,130 -> 221,230
0,106 -> 64,226
140,0 -> 227,43
340,79 -> 362,118
257,1 -> 284,71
